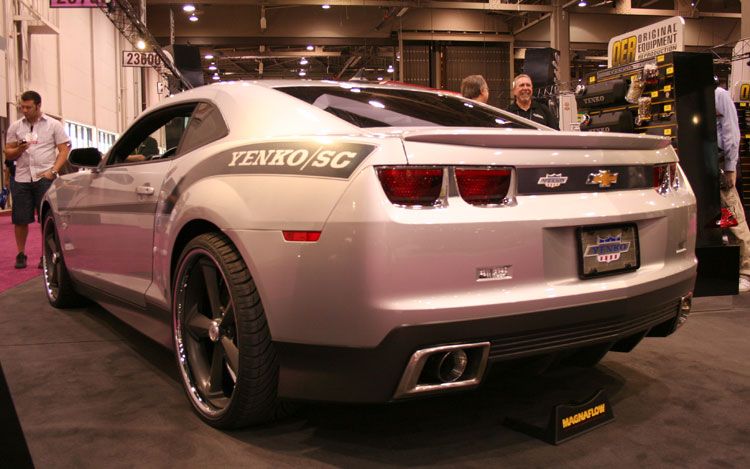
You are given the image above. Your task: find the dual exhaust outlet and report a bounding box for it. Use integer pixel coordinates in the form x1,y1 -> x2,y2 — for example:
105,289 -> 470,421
393,342 -> 490,399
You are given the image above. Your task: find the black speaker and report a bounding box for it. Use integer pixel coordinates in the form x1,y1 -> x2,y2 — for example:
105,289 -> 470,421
523,48 -> 559,91
580,110 -> 635,133
576,79 -> 629,109
172,45 -> 204,88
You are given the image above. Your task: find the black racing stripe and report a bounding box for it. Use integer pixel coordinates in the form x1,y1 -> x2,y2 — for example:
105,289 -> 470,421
517,166 -> 653,194
161,141 -> 377,214
65,202 -> 159,213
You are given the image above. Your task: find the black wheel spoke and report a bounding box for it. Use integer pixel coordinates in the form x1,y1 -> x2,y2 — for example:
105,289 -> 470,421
45,236 -> 56,254
52,261 -> 61,286
206,344 -> 225,397
186,304 -> 211,338
221,305 -> 235,327
200,261 -> 223,318
221,336 -> 239,378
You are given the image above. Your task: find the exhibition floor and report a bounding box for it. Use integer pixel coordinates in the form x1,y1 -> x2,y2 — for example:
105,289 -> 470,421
0,278 -> 748,468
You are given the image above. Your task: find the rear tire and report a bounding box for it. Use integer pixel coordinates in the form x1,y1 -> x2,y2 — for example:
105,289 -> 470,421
42,212 -> 86,308
173,232 -> 287,428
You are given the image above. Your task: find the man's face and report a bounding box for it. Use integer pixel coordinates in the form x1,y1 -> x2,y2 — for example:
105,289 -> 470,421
513,77 -> 533,102
19,99 -> 40,121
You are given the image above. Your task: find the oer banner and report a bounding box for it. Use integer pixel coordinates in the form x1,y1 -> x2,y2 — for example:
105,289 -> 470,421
608,17 -> 685,68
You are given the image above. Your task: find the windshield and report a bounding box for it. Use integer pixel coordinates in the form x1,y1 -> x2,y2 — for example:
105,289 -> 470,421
277,85 -> 540,130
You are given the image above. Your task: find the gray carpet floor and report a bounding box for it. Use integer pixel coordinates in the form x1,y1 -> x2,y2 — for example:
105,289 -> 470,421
1,277 -> 749,468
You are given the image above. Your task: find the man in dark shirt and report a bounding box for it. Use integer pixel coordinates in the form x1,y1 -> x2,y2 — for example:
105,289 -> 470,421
506,74 -> 559,130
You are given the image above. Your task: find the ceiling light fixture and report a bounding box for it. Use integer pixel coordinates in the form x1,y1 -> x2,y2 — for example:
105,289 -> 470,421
208,65 -> 217,71
212,75 -> 220,81
322,4 -> 331,9
189,14 -> 198,22
306,45 -> 315,51
136,39 -> 146,50
183,4 -> 196,13
299,70 -> 307,76
204,54 -> 214,60
578,0 -> 587,6
300,58 -> 308,65
387,65 -> 394,73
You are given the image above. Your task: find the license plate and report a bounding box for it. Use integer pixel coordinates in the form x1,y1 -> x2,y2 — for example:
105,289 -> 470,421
577,224 -> 640,278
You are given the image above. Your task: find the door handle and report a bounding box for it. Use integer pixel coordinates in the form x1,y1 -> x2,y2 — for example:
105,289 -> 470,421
136,185 -> 155,196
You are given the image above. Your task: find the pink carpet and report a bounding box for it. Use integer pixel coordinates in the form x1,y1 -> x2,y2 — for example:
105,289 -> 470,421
0,214 -> 43,294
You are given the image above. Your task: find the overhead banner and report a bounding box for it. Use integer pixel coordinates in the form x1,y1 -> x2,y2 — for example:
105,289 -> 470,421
608,17 -> 685,68
50,0 -> 101,7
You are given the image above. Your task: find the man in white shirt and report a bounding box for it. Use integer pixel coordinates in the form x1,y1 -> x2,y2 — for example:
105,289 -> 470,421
715,84 -> 750,292
3,91 -> 70,269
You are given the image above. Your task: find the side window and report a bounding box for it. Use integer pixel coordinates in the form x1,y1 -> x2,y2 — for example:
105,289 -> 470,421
106,103 -> 198,166
176,102 -> 229,155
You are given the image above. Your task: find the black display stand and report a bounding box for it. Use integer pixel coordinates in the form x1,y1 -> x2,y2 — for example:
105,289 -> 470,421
503,388 -> 615,445
0,363 -> 34,468
579,52 -> 739,296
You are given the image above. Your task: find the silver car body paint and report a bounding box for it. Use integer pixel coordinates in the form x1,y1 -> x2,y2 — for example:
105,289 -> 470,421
43,80 -> 697,379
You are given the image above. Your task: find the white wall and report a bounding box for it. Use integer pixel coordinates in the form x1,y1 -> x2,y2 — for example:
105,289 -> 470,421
92,11 -> 119,133
8,5 -> 147,136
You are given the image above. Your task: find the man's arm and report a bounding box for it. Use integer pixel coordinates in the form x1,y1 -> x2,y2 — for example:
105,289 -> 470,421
3,140 -> 29,161
716,88 -> 740,172
40,142 -> 70,181
715,88 -> 741,188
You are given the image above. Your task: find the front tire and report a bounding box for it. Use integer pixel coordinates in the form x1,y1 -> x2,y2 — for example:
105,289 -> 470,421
173,233 -> 284,428
42,212 -> 86,308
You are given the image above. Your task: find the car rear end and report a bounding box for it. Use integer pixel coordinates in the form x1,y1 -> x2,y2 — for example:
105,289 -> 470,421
247,84 -> 697,403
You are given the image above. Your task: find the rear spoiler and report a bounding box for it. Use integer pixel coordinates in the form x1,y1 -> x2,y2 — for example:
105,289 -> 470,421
402,130 -> 672,151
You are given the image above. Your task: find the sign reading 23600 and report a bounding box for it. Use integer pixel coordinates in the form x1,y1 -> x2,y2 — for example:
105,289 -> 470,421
122,51 -> 162,68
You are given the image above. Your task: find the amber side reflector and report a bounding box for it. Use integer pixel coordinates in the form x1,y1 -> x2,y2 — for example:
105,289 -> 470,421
282,231 -> 321,242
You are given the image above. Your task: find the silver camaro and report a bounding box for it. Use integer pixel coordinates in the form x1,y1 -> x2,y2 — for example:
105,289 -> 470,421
41,80 -> 697,428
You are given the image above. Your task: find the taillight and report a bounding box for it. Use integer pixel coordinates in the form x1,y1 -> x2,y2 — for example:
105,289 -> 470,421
376,167 -> 444,207
455,168 -> 512,206
653,163 -> 678,194
282,231 -> 321,242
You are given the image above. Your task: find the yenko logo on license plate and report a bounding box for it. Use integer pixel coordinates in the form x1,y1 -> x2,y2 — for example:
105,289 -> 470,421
578,224 -> 639,278
584,234 -> 630,263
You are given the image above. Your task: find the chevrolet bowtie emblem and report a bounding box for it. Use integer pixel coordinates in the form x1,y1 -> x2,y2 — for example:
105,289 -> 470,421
587,170 -> 619,188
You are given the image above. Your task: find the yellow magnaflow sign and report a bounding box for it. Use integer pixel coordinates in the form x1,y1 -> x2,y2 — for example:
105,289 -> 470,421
608,17 -> 685,68
561,403 -> 607,429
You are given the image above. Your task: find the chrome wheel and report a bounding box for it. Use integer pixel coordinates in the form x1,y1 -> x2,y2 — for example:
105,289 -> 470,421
43,220 -> 62,302
175,249 -> 239,415
42,212 -> 85,308
173,233 -> 284,428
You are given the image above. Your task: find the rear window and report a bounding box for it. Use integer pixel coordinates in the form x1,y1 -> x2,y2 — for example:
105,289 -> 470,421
277,85 -> 539,130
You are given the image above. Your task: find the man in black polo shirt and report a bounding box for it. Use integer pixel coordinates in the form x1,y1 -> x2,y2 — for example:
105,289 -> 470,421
506,74 -> 559,130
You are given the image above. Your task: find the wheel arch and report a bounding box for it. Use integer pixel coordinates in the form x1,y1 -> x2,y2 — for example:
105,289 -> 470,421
170,219 -> 223,287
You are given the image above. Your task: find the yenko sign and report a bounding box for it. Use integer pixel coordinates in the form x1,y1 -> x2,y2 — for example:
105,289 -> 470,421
608,17 -> 685,68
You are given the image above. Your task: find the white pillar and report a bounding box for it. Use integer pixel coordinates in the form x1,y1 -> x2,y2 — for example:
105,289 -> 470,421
550,0 -> 571,90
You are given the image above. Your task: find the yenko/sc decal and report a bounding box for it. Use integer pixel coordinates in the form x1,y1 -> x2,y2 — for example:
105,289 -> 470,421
223,142 -> 376,179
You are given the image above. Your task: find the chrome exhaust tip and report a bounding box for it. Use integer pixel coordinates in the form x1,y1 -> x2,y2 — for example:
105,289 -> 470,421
393,342 -> 490,400
677,292 -> 692,329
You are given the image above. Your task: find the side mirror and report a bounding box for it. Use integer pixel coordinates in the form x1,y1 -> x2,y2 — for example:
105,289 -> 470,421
68,147 -> 102,168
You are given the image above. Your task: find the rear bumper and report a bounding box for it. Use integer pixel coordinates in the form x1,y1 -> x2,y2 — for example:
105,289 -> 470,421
275,276 -> 694,403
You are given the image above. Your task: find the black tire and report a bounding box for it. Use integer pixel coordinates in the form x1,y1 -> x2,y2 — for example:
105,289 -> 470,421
172,232 -> 286,428
42,212 -> 86,308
